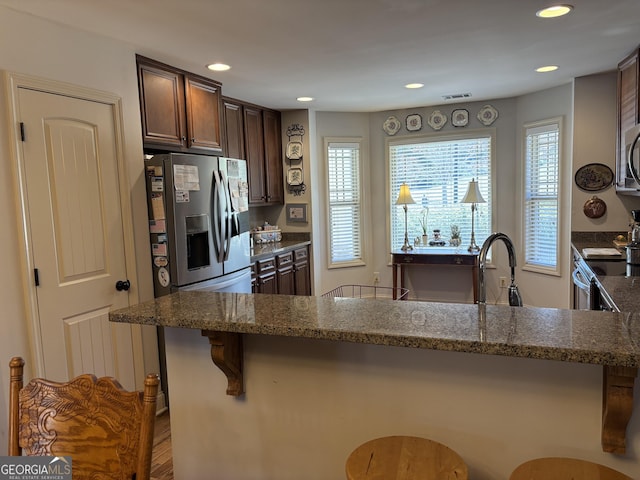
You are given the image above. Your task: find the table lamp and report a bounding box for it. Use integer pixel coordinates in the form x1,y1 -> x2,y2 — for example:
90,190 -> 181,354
396,183 -> 416,251
461,178 -> 485,252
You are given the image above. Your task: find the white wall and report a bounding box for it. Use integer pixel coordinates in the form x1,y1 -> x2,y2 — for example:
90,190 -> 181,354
165,328 -> 640,480
0,7 -> 157,452
572,72 -> 640,232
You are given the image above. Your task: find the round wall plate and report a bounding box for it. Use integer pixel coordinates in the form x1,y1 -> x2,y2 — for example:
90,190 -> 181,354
427,110 -> 447,130
477,104 -> 498,126
452,109 -> 469,127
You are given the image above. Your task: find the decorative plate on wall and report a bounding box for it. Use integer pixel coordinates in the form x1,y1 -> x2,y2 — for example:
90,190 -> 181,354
383,115 -> 401,135
427,110 -> 447,130
452,109 -> 469,127
574,163 -> 614,191
406,114 -> 422,131
477,104 -> 498,126
583,196 -> 607,219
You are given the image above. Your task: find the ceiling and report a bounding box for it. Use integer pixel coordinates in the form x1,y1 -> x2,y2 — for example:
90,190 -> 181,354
2,0 -> 639,112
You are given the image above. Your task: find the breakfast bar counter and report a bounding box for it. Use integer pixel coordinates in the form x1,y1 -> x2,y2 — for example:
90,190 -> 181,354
110,293 -> 640,479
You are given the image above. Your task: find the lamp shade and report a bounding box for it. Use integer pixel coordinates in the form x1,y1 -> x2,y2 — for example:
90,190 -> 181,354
461,179 -> 486,204
395,183 -> 416,205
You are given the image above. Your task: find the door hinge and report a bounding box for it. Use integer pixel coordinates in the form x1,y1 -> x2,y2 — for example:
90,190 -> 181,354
20,122 -> 25,142
34,268 -> 39,287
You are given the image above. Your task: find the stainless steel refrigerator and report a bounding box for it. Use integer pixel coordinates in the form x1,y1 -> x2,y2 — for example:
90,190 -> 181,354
144,153 -> 252,296
145,153 -> 251,403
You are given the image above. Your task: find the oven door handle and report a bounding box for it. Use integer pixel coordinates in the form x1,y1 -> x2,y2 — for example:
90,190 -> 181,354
572,267 -> 590,291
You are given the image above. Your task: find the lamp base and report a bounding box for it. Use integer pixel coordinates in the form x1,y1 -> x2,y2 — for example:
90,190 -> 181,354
401,242 -> 414,251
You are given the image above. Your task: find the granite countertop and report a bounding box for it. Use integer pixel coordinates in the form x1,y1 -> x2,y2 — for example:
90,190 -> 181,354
250,239 -> 311,261
110,292 -> 640,368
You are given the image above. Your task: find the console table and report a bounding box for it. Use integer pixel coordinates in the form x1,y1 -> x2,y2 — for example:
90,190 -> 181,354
391,248 -> 480,302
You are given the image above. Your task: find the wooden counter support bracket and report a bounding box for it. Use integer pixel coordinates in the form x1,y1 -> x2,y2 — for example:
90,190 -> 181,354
602,365 -> 637,454
201,330 -> 244,396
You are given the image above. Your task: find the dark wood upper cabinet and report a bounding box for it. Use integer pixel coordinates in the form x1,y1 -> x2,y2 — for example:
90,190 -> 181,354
616,48 -> 640,190
224,97 -> 283,205
136,55 -> 223,154
223,100 -> 245,159
263,109 -> 284,205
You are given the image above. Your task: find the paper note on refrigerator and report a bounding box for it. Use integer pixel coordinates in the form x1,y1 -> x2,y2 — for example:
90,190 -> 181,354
173,164 -> 200,191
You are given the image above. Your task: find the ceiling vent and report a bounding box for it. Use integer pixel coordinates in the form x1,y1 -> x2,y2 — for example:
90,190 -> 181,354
443,93 -> 472,101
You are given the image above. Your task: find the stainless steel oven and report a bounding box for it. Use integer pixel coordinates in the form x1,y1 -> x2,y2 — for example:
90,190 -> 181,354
572,252 -> 624,311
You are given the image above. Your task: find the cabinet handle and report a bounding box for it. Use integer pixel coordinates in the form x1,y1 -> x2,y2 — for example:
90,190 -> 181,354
192,138 -> 196,142
182,136 -> 187,141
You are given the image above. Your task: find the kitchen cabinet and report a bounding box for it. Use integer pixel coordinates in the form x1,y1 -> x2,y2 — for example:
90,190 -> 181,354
251,244 -> 311,295
253,257 -> 277,294
276,251 -> 295,295
223,97 -> 283,205
616,47 -> 640,188
137,55 -> 223,154
293,247 -> 311,296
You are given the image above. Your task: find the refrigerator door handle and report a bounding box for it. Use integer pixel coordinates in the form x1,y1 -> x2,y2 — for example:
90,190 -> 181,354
212,170 -> 225,263
220,170 -> 232,261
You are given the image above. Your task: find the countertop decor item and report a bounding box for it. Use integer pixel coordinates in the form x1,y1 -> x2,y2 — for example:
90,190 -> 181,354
461,178 -> 486,252
427,110 -> 447,130
583,196 -> 607,219
477,104 -> 498,126
383,115 -> 401,135
574,163 -> 614,191
396,183 -> 416,251
405,113 -> 422,131
452,109 -> 469,127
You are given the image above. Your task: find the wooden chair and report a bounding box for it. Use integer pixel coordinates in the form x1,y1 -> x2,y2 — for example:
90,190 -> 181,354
509,457 -> 633,480
8,356 -> 160,480
345,435 -> 468,480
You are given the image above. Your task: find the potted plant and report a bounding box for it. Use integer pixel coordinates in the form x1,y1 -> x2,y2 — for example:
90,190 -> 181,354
450,225 -> 461,247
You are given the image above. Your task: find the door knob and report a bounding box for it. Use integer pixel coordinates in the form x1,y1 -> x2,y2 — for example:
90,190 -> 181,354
115,280 -> 131,291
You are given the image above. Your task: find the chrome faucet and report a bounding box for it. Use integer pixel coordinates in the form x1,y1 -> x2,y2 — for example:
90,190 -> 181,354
478,232 -> 523,306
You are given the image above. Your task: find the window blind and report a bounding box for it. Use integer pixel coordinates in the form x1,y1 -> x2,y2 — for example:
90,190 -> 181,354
524,122 -> 560,270
327,141 -> 363,266
389,135 -> 492,250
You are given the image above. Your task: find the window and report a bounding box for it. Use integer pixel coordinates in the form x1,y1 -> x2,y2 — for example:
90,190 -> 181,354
388,133 -> 493,251
523,119 -> 561,273
326,138 -> 364,267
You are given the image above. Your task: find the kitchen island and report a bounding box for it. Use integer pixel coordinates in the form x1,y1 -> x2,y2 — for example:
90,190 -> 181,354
110,293 -> 640,479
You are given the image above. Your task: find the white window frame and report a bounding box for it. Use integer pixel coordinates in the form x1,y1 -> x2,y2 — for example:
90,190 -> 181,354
522,117 -> 562,275
325,137 -> 365,269
386,130 -> 495,254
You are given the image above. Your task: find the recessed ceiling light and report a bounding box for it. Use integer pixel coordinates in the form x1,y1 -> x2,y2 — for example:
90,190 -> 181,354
296,96 -> 314,102
536,4 -> 573,18
405,83 -> 424,89
207,63 -> 231,72
536,65 -> 559,73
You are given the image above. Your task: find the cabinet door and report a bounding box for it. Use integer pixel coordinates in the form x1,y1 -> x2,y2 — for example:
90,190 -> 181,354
276,251 -> 295,295
137,58 -> 186,149
244,106 -> 267,204
618,50 -> 639,183
223,99 -> 245,159
293,248 -> 311,296
263,109 -> 284,204
257,271 -> 277,294
185,75 -> 223,152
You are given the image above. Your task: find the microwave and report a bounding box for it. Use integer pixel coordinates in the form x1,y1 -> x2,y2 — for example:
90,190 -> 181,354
618,124 -> 640,195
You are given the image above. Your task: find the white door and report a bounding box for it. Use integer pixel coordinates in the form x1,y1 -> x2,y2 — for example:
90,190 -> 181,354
16,86 -> 138,387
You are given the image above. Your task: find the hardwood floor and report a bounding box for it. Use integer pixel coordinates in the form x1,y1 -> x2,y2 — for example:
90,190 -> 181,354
151,411 -> 173,479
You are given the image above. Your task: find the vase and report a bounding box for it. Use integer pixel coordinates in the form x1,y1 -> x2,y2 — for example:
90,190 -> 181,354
422,234 -> 428,246
450,238 -> 461,247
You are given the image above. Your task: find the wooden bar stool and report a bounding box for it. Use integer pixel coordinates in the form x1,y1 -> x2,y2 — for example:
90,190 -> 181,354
345,435 -> 468,480
509,457 -> 632,480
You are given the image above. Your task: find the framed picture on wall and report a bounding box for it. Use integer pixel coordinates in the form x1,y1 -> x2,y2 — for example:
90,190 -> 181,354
286,203 -> 307,223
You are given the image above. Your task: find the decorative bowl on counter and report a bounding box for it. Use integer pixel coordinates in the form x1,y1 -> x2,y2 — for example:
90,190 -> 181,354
252,229 -> 282,244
